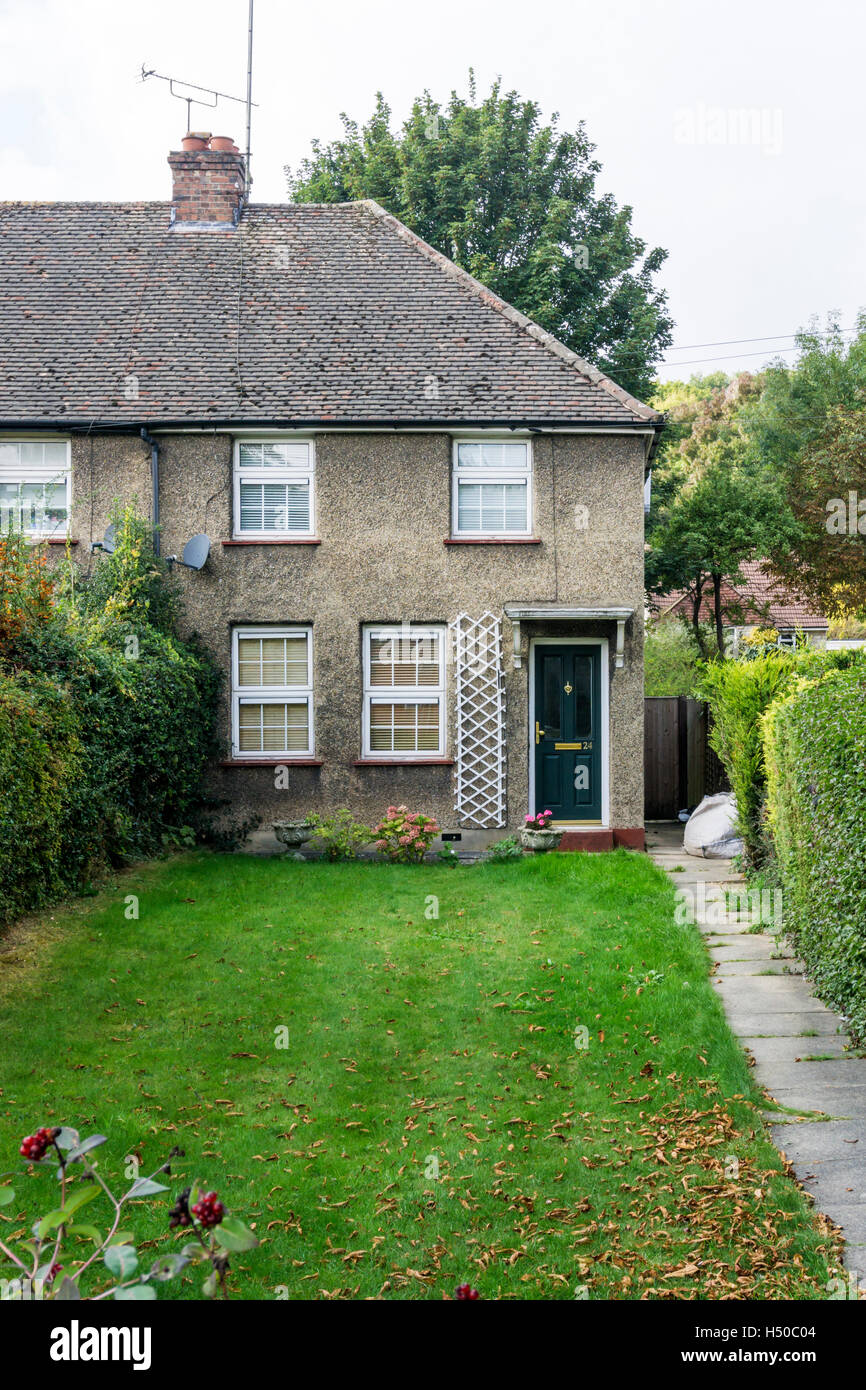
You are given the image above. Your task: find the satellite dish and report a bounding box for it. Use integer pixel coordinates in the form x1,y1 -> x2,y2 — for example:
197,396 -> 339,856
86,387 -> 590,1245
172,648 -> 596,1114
102,525 -> 116,554
181,534 -> 210,571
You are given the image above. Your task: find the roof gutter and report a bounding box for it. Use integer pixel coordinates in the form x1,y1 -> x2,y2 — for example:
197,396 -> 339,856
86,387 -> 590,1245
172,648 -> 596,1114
0,417 -> 664,435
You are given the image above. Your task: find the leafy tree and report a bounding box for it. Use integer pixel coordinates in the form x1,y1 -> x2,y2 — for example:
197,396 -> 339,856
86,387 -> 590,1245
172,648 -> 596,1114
287,77 -> 673,399
646,374 -> 795,656
746,317 -> 866,614
747,315 -> 866,475
646,372 -> 732,518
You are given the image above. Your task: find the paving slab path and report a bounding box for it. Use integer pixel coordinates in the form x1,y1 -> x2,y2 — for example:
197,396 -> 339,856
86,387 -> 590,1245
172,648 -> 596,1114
647,820 -> 866,1289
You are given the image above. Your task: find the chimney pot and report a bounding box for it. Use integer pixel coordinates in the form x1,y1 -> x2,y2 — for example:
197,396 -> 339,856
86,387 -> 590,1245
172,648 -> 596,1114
169,136 -> 246,225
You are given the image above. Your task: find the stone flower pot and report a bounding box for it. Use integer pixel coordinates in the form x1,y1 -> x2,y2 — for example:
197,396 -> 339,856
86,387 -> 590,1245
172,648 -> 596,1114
273,819 -> 315,849
520,827 -> 563,852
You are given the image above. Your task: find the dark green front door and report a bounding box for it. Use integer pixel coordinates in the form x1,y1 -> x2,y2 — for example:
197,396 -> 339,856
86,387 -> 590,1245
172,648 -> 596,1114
533,644 -> 602,821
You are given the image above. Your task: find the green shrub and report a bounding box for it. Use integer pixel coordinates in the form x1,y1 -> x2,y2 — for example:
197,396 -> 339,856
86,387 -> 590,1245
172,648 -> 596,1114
764,667 -> 866,1039
72,500 -> 181,635
0,507 -> 220,923
699,646 -> 866,869
486,835 -> 523,861
698,652 -> 797,866
309,809 -> 372,860
0,673 -> 86,917
435,846 -> 460,865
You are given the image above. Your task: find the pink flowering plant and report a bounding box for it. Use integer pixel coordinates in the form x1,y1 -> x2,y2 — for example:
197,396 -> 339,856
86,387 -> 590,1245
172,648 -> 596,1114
525,810 -> 554,831
373,805 -> 440,863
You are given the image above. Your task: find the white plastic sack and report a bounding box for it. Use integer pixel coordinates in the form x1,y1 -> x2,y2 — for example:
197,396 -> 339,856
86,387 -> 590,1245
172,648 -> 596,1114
683,792 -> 743,859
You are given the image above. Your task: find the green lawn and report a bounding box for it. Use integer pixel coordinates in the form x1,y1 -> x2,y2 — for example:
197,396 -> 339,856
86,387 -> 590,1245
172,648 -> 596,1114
0,850 -> 842,1300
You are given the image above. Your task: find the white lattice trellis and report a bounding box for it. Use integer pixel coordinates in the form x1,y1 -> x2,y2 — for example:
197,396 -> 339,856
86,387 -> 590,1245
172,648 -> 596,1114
450,612 -> 506,828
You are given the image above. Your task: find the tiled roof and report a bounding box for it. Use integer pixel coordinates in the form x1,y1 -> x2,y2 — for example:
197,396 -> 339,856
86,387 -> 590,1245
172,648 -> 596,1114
656,560 -> 827,630
0,199 -> 661,428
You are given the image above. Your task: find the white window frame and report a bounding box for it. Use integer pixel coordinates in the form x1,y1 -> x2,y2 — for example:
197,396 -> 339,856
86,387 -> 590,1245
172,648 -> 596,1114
232,438 -> 315,540
0,438 -> 71,539
451,438 -> 533,539
231,625 -> 314,759
362,624 -> 447,760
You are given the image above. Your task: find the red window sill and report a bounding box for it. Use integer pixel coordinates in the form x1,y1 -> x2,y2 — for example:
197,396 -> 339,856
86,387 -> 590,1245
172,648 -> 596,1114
443,537 -> 541,545
219,758 -> 324,767
352,758 -> 455,767
223,538 -> 321,546
46,538 -> 78,545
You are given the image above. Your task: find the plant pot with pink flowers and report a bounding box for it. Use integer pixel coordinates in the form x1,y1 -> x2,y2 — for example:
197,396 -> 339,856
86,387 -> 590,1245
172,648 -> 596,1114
520,810 -> 562,852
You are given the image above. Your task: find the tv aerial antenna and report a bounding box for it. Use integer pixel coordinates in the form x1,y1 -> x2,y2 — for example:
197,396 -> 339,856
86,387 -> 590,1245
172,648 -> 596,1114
140,1 -> 257,195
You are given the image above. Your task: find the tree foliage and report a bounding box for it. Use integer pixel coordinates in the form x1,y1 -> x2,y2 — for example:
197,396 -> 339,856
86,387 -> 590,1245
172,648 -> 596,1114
645,374 -> 794,656
287,76 -> 673,399
643,622 -> 704,696
747,317 -> 866,615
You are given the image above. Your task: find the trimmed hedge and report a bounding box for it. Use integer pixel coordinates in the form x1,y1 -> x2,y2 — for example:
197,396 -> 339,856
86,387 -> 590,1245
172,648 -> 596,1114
0,514 -> 220,924
0,627 -> 220,923
764,667 -> 866,1039
699,646 -> 865,866
0,672 -> 85,917
698,653 -> 797,866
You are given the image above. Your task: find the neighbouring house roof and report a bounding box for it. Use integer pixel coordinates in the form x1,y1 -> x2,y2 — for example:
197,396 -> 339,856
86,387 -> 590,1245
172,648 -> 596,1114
0,199 -> 662,430
654,560 -> 828,631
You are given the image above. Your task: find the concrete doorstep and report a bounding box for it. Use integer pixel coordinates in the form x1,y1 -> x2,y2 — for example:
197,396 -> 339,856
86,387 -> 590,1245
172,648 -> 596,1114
648,821 -> 866,1290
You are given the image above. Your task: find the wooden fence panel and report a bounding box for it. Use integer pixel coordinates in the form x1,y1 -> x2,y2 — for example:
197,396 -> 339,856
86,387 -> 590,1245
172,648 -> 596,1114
644,697 -> 680,819
644,696 -> 727,819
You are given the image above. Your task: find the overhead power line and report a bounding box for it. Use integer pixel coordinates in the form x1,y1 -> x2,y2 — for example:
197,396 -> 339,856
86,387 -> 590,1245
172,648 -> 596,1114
585,325 -> 862,369
666,328 -> 858,353
660,347 -> 803,368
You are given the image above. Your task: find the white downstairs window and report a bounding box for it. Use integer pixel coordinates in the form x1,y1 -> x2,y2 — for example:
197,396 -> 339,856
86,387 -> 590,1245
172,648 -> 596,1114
232,627 -> 314,758
452,439 -> 532,538
363,625 -> 446,759
233,439 -> 315,538
0,439 -> 70,538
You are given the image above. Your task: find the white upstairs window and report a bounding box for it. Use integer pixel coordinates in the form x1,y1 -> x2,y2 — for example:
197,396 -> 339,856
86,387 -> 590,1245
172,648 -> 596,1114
363,625 -> 446,759
452,439 -> 532,538
233,440 -> 315,538
0,439 -> 70,538
232,627 -> 314,758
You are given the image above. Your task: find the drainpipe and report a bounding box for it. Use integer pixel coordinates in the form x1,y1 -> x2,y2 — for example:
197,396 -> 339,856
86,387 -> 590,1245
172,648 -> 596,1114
141,427 -> 160,556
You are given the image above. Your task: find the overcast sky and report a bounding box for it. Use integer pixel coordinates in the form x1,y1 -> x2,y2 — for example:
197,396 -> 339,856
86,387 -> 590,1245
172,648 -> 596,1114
1,0 -> 863,383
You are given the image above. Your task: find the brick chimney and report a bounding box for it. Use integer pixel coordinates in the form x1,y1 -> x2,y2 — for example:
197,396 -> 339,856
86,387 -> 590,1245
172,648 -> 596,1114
168,134 -> 246,226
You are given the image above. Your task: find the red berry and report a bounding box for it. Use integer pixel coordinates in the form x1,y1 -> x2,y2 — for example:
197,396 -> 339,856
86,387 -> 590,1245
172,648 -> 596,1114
20,1128 -> 53,1161
192,1189 -> 225,1228
455,1282 -> 480,1300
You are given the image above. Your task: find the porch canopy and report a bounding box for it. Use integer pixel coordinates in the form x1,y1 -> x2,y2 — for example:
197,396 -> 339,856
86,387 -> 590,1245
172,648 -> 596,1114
503,603 -> 634,669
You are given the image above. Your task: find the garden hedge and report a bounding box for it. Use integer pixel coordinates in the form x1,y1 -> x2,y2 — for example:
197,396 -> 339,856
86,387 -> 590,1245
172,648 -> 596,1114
0,672 -> 85,918
0,515 -> 220,924
699,646 -> 865,866
0,627 -> 220,923
764,666 -> 866,1039
698,652 -> 798,865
